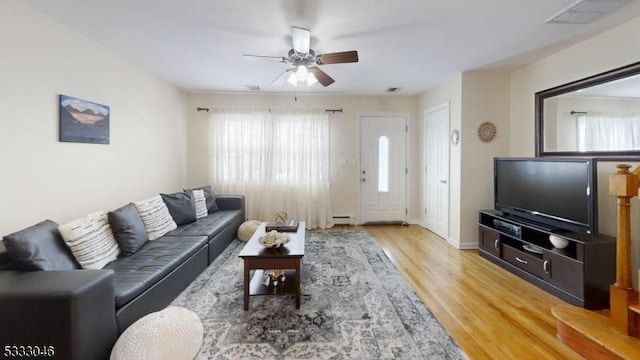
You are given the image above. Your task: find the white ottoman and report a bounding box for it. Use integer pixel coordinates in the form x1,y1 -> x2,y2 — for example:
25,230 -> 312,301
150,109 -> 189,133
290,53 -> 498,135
238,220 -> 261,241
110,307 -> 203,360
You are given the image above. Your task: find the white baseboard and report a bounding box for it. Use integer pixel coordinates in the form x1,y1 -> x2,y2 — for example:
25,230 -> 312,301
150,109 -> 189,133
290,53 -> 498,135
452,240 -> 479,250
445,236 -> 478,250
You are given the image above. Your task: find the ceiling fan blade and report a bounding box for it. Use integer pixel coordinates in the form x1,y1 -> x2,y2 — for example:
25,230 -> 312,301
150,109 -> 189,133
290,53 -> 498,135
271,68 -> 295,85
243,54 -> 287,62
291,26 -> 310,54
309,66 -> 335,87
316,50 -> 359,65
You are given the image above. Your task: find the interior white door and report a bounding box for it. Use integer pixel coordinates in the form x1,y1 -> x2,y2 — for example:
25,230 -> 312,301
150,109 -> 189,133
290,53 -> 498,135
424,105 -> 450,239
359,115 -> 407,223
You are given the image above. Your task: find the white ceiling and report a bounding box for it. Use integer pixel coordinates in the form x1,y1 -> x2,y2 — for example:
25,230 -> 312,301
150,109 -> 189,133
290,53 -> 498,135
23,0 -> 640,95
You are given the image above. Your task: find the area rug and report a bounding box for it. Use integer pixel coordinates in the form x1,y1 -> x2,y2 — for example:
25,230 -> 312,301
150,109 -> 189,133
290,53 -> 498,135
172,230 -> 468,359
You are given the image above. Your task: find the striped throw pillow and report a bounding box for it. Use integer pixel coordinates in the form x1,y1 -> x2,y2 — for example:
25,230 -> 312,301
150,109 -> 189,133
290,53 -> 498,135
58,211 -> 120,269
193,189 -> 208,219
134,195 -> 178,240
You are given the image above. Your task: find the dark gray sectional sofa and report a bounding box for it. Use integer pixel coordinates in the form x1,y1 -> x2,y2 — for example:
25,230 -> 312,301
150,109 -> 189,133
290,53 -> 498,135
0,194 -> 244,360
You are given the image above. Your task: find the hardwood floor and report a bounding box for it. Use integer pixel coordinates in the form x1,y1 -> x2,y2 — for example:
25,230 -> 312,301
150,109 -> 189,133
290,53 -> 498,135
338,224 -> 584,359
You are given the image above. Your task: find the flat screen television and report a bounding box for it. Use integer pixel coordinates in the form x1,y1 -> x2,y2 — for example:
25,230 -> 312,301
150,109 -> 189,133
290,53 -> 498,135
494,157 -> 597,235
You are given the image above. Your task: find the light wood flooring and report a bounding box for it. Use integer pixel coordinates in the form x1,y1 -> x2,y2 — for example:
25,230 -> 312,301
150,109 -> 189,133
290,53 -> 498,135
337,224 -> 585,359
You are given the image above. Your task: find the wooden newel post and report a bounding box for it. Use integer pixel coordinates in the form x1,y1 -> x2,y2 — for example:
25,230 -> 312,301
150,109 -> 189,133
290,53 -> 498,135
608,164 -> 640,335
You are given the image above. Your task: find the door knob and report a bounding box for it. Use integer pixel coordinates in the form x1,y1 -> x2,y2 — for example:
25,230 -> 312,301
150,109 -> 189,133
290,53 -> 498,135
440,180 -> 447,184
361,178 -> 366,182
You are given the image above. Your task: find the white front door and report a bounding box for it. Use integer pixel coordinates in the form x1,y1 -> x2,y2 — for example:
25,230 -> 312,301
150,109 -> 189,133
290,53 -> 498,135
359,115 -> 407,224
424,104 -> 450,239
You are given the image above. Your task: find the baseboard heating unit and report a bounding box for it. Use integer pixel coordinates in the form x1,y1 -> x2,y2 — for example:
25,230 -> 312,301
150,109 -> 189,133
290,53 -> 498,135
332,216 -> 352,225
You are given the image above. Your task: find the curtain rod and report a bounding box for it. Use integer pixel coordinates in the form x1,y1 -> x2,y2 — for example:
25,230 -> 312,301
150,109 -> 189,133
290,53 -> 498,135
570,111 -> 587,115
196,107 -> 343,113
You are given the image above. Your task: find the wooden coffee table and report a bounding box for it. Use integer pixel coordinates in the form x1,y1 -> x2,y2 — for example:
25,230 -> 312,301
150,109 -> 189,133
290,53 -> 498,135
238,221 -> 305,310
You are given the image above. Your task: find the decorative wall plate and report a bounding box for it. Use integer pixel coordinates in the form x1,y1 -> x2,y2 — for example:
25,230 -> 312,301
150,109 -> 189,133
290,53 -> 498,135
477,121 -> 497,142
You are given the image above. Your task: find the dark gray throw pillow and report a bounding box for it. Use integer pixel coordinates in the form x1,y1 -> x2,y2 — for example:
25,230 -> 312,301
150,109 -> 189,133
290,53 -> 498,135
161,192 -> 197,226
2,219 -> 79,271
185,185 -> 219,213
108,203 -> 150,256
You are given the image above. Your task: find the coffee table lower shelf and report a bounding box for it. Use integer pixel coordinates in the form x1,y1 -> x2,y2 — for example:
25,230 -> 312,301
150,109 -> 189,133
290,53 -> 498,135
249,269 -> 297,296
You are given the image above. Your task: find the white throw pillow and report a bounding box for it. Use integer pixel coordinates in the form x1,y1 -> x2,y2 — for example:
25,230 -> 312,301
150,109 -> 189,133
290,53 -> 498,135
192,189 -> 207,219
58,211 -> 120,269
134,195 -> 178,240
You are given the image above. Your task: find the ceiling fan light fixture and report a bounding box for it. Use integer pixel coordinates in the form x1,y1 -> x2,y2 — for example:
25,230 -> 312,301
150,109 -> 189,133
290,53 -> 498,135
250,26 -> 359,88
286,72 -> 298,87
306,73 -> 318,87
296,65 -> 309,81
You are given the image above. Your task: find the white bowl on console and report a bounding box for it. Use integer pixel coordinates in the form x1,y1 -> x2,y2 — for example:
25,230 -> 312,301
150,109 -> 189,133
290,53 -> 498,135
549,234 -> 569,249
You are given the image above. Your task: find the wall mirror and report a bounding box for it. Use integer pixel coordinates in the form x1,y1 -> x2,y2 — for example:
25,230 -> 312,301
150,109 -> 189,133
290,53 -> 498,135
535,61 -> 640,158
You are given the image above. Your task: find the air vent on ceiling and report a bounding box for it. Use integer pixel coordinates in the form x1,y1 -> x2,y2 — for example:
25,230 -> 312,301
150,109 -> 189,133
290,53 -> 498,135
546,0 -> 630,24
245,85 -> 260,91
386,87 -> 401,93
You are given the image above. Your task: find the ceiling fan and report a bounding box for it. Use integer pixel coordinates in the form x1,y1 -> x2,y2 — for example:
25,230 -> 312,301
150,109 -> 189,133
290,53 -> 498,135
244,26 -> 359,87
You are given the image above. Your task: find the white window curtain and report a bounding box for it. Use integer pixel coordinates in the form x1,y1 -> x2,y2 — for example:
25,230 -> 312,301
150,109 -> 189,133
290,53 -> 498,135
209,108 -> 333,229
577,114 -> 640,151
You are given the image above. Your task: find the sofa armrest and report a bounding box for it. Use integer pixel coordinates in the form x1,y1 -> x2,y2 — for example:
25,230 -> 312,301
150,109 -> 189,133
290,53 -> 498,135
0,241 -> 15,270
0,270 -> 117,360
217,194 -> 245,220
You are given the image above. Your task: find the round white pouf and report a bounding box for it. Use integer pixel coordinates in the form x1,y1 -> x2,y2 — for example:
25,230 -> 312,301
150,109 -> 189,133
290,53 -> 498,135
238,220 -> 261,241
110,307 -> 203,360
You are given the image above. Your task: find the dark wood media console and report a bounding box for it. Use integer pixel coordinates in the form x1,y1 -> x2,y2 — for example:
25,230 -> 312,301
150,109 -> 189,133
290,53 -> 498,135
478,210 -> 616,309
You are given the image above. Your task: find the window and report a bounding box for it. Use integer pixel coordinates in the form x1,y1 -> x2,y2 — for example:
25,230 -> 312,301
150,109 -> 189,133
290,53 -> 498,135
208,108 -> 332,228
577,114 -> 640,151
378,136 -> 389,192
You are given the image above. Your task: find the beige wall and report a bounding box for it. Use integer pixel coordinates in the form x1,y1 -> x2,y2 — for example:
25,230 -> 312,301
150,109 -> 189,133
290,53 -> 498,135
0,0 -> 188,235
510,15 -> 640,278
186,93 -> 420,223
460,71 -> 511,247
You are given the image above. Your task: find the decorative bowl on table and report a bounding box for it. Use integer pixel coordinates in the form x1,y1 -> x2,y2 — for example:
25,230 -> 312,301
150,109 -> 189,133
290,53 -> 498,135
258,230 -> 290,248
549,234 -> 569,249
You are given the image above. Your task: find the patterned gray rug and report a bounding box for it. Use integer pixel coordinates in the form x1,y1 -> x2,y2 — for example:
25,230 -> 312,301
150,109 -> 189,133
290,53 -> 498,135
172,230 -> 468,359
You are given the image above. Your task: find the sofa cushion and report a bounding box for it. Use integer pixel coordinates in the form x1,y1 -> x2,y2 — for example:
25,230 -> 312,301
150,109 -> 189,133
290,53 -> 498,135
161,192 -> 197,226
104,235 -> 208,307
134,195 -> 177,240
58,211 -> 121,270
109,203 -> 150,256
165,210 -> 243,240
2,220 -> 79,271
192,189 -> 208,219
185,185 -> 218,213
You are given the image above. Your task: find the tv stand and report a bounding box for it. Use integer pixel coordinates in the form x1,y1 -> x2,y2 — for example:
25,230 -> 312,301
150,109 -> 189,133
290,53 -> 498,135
478,210 -> 616,309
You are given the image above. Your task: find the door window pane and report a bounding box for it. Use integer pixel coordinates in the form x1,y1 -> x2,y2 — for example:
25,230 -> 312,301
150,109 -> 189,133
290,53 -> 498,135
378,136 -> 389,192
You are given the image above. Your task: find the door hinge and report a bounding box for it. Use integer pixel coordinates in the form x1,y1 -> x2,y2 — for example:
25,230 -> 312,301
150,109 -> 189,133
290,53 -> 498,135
406,125 -> 408,132
405,168 -> 408,174
424,208 -> 427,214
405,208 -> 408,215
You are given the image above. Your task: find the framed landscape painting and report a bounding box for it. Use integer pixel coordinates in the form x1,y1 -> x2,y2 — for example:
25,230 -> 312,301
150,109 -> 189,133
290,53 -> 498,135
59,94 -> 110,144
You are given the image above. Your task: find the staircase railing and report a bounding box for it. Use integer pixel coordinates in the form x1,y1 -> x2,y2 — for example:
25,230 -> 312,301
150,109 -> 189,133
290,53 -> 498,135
609,164 -> 640,336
